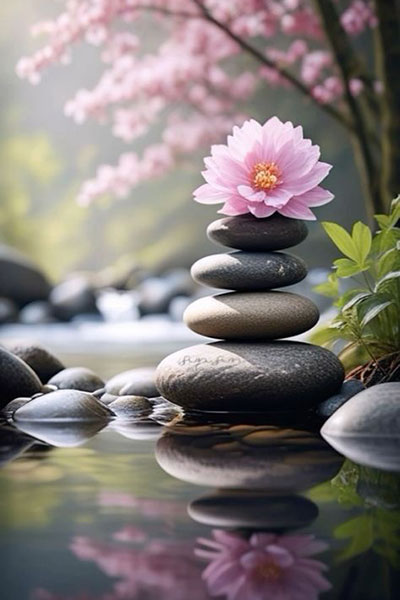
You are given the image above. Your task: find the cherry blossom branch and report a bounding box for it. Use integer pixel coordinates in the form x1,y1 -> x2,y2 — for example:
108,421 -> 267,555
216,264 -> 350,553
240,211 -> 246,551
374,0 -> 400,206
314,0 -> 384,219
191,0 -> 353,132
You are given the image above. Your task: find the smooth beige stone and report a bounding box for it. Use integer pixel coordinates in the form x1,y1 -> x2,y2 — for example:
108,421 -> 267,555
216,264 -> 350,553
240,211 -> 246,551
184,291 -> 319,340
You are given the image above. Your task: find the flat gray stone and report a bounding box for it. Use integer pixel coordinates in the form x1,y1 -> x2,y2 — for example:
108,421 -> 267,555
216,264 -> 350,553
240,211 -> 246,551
48,367 -> 104,392
184,291 -> 319,340
156,421 -> 343,490
207,214 -> 308,251
106,367 -> 158,397
191,251 -> 307,291
321,382 -> 400,472
13,389 -> 114,422
0,347 -> 42,409
188,492 -> 319,529
156,341 -> 344,411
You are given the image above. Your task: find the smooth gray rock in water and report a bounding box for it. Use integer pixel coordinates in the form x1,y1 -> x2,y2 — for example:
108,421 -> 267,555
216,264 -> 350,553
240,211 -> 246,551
318,379 -> 365,417
0,297 -> 18,324
106,367 -> 158,398
50,276 -> 98,321
184,291 -> 319,340
99,392 -> 119,405
0,347 -> 43,409
112,418 -> 162,441
8,343 -> 65,384
321,383 -> 400,472
207,214 -> 308,251
156,341 -> 344,411
191,251 -> 307,291
13,389 -> 114,422
109,395 -> 151,417
13,420 -> 107,447
156,422 -> 343,490
189,492 -> 319,529
0,244 -> 51,307
1,397 -> 31,418
48,367 -> 104,392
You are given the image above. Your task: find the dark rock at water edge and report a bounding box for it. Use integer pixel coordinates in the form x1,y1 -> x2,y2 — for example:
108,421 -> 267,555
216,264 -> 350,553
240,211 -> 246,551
7,343 -> 65,384
189,492 -> 319,529
13,389 -> 114,422
48,367 -> 104,392
156,341 -> 344,411
184,291 -> 319,340
0,347 -> 43,408
191,251 -> 307,291
207,214 -> 308,251
321,382 -> 400,472
0,297 -> 18,324
0,245 -> 51,307
317,379 -> 365,418
50,276 -> 99,321
106,367 -> 158,398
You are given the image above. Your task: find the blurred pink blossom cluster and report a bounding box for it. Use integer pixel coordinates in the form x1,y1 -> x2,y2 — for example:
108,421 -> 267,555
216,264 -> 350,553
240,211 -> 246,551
17,0 -> 378,204
196,529 -> 331,600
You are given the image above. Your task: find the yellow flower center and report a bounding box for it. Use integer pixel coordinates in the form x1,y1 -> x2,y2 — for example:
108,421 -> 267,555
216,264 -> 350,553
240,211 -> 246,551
251,162 -> 280,191
255,560 -> 282,581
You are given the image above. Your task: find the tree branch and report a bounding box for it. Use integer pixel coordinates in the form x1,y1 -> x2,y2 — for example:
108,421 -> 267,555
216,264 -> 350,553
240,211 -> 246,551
313,0 -> 385,219
373,0 -> 400,205
191,0 -> 353,132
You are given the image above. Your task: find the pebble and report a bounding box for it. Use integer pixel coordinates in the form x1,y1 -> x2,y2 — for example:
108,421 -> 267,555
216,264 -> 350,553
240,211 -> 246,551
0,347 -> 42,409
184,291 -> 319,340
156,341 -> 344,411
191,251 -> 307,291
188,492 -> 319,529
13,389 -> 114,422
48,367 -> 105,392
207,214 -> 308,251
106,367 -> 158,398
8,343 -> 65,384
108,395 -> 151,417
317,379 -> 365,418
321,382 -> 400,472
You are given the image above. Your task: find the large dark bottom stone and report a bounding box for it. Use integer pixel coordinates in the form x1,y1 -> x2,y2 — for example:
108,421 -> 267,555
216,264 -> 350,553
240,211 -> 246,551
156,341 -> 344,411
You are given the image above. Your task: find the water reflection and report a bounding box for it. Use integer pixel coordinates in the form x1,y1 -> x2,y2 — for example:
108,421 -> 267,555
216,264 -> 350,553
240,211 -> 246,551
12,419 -> 107,447
196,530 -> 331,600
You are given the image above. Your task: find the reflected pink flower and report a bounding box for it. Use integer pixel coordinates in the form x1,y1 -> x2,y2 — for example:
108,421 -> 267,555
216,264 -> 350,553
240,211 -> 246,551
194,117 -> 333,220
196,530 -> 331,600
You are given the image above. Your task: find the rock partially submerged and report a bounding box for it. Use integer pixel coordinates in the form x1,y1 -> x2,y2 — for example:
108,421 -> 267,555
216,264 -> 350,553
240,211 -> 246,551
48,367 -> 104,392
13,389 -> 113,422
0,347 -> 42,409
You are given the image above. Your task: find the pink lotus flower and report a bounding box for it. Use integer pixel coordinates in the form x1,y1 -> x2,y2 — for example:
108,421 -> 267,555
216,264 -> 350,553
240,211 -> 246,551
196,530 -> 331,600
194,116 -> 334,220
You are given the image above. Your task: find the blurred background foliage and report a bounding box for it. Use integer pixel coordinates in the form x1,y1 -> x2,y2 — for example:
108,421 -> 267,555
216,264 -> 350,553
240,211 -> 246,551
0,0 -> 367,284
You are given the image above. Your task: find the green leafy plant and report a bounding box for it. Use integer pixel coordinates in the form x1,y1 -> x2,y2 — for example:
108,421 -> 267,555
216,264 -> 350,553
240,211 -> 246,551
311,196 -> 400,382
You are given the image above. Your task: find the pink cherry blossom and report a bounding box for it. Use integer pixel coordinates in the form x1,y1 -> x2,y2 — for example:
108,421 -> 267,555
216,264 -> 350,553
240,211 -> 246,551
196,530 -> 331,600
194,116 -> 333,220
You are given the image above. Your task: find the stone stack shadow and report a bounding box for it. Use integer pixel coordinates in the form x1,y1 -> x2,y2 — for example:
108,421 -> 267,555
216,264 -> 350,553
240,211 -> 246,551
156,214 -> 344,411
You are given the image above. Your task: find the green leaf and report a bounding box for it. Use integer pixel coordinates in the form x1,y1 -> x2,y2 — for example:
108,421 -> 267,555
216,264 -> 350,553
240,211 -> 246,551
388,195 -> 400,228
342,292 -> 372,312
371,228 -> 400,254
374,270 -> 400,292
308,324 -> 340,347
360,300 -> 393,328
352,221 -> 372,264
335,514 -> 374,561
377,248 -> 400,278
375,213 -> 389,229
334,258 -> 361,277
322,221 -> 359,261
313,272 -> 339,297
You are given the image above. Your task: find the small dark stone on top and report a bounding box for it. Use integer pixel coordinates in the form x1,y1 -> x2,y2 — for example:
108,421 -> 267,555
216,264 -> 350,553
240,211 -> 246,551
207,214 -> 308,251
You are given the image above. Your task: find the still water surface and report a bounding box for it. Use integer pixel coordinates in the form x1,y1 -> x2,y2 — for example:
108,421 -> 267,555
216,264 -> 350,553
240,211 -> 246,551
0,347 -> 399,600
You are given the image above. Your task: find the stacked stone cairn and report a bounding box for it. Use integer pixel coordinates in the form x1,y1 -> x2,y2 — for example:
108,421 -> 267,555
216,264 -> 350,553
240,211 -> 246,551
156,214 -> 345,412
